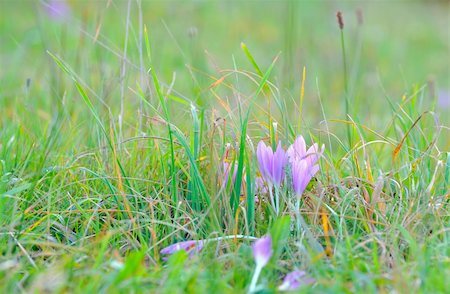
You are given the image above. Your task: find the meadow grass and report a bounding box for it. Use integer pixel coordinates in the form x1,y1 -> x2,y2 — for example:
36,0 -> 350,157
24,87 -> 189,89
0,0 -> 449,293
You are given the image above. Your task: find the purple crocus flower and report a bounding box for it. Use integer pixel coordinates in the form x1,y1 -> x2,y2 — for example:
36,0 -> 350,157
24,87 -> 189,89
287,136 -> 324,167
256,141 -> 287,187
278,270 -> 315,291
249,234 -> 273,292
288,136 -> 324,197
42,0 -> 71,21
160,240 -> 204,259
291,160 -> 320,196
252,235 -> 273,268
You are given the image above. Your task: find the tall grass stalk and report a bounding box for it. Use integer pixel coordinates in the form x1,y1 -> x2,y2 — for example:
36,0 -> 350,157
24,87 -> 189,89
337,11 -> 352,149
231,52 -> 278,215
144,26 -> 178,208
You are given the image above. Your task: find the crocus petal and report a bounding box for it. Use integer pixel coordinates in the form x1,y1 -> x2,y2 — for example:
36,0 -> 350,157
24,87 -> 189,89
309,164 -> 320,178
252,235 -> 272,268
305,143 -> 324,166
292,160 -> 308,196
293,136 -> 306,157
257,141 -> 277,186
257,141 -> 268,180
160,240 -> 204,259
263,145 -> 273,183
301,163 -> 320,197
294,137 -> 306,157
256,140 -> 288,187
288,136 -> 324,197
287,136 -> 306,163
305,143 -> 319,165
278,270 -> 315,291
286,145 -> 294,162
273,141 -> 287,186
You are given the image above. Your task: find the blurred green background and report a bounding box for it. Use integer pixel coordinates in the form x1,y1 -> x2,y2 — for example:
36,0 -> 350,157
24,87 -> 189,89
1,0 -> 449,143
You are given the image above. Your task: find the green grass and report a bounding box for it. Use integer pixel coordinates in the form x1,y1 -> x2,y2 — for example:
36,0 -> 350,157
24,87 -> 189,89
1,0 -> 449,293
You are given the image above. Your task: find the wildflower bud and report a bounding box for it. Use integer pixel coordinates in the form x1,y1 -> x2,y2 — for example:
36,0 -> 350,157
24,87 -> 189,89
278,270 -> 315,291
252,235 -> 272,268
160,240 -> 204,260
336,11 -> 344,30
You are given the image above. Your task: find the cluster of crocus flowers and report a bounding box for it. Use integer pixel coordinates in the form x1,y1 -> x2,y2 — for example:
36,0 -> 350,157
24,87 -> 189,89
256,136 -> 324,210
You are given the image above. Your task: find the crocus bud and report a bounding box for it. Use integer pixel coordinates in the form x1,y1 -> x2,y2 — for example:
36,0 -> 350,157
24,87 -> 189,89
160,240 -> 204,260
252,235 -> 272,268
278,270 -> 315,291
